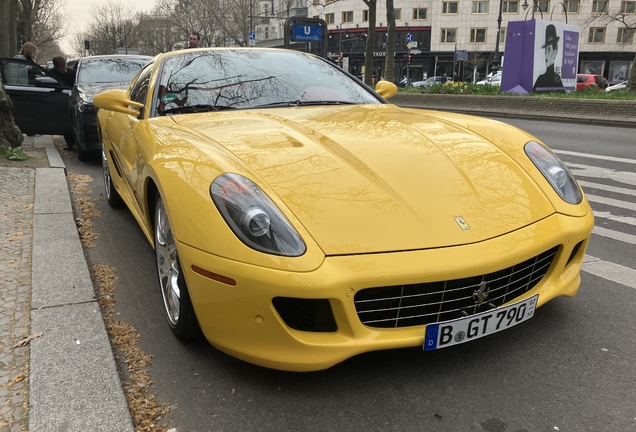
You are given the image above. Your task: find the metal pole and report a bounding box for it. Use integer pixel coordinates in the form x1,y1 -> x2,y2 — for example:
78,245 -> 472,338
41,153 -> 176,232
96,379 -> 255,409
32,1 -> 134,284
492,0 -> 504,71
250,0 -> 253,33
532,0 -> 536,19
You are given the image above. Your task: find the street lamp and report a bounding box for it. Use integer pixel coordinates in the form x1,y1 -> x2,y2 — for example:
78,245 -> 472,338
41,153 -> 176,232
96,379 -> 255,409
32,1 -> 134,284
522,0 -> 541,19
550,2 -> 569,24
492,0 -> 504,72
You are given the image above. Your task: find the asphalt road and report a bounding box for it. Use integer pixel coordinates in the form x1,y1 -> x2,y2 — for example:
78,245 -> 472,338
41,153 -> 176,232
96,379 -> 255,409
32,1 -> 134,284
64,118 -> 636,432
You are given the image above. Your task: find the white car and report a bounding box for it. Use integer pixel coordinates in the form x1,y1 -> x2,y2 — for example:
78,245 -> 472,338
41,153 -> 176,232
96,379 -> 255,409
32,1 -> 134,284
477,72 -> 502,85
605,81 -> 627,92
409,76 -> 444,88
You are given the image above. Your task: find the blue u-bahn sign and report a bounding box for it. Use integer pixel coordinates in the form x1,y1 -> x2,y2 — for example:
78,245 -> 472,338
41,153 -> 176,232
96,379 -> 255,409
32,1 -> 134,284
292,24 -> 323,42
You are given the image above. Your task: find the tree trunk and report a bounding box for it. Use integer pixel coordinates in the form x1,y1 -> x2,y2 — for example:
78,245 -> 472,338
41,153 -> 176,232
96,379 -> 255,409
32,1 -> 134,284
10,0 -> 18,54
384,0 -> 395,84
363,0 -> 376,86
628,55 -> 636,92
0,83 -> 25,148
0,0 -> 9,56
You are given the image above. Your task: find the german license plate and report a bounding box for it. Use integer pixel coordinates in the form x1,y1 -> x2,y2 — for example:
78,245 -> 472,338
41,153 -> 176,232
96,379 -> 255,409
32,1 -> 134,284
424,294 -> 538,351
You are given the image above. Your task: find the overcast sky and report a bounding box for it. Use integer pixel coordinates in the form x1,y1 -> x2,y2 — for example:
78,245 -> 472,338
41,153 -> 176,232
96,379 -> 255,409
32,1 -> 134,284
61,0 -> 156,50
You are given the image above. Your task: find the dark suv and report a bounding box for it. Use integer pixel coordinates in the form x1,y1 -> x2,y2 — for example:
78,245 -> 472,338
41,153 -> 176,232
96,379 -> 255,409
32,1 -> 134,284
71,55 -> 152,160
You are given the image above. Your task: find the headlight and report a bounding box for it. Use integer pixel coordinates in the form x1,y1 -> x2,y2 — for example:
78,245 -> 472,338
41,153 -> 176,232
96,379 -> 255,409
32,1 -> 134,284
525,141 -> 582,205
210,173 -> 306,257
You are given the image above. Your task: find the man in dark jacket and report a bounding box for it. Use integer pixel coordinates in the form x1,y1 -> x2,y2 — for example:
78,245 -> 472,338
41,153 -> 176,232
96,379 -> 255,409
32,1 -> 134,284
48,56 -> 76,88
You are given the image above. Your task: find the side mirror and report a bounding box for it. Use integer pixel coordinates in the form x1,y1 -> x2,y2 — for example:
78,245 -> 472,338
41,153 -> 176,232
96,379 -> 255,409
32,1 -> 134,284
375,81 -> 398,100
35,76 -> 64,88
94,89 -> 143,117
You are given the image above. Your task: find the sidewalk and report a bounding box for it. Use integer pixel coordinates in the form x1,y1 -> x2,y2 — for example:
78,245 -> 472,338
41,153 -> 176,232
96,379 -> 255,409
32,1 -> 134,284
0,135 -> 134,431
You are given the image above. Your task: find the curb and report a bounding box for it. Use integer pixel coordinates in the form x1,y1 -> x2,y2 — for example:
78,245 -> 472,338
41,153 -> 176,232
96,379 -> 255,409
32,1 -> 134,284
390,93 -> 636,129
29,136 -> 134,431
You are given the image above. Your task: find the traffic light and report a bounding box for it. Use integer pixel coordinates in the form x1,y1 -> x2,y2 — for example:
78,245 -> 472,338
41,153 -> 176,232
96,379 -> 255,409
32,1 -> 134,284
408,54 -> 413,66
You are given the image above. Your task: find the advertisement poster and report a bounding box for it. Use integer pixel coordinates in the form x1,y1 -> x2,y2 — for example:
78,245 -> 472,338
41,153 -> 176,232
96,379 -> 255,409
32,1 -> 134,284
501,19 -> 580,94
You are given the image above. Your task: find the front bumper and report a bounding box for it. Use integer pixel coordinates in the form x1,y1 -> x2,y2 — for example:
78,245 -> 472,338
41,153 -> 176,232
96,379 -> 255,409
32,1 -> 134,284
177,211 -> 593,372
78,111 -> 99,151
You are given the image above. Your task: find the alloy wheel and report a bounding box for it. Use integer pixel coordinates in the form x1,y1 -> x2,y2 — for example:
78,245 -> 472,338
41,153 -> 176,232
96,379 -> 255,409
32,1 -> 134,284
155,197 -> 181,326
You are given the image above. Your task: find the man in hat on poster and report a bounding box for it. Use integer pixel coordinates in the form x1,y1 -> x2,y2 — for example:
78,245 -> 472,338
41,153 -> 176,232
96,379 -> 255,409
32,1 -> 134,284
533,24 -> 564,91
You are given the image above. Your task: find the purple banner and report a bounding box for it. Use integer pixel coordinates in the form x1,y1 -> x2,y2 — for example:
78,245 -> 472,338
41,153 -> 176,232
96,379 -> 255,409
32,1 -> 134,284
500,20 -> 579,94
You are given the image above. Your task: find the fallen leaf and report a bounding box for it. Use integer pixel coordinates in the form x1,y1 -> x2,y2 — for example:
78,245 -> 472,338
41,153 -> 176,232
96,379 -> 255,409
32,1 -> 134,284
14,332 -> 43,348
8,373 -> 26,386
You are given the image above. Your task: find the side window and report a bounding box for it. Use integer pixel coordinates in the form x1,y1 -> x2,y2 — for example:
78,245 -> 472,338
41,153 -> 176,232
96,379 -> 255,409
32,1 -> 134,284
1,59 -> 46,85
128,63 -> 154,118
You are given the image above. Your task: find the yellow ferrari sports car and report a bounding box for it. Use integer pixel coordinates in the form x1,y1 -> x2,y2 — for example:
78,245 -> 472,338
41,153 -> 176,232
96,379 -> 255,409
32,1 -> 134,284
94,47 -> 593,372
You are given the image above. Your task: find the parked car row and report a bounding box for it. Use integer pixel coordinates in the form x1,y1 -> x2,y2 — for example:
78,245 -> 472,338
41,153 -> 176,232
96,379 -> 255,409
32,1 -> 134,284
1,54 -> 151,160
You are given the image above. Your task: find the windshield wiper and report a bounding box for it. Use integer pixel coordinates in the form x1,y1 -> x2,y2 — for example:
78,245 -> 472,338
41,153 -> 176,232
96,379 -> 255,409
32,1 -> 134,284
163,104 -> 239,114
253,100 -> 356,109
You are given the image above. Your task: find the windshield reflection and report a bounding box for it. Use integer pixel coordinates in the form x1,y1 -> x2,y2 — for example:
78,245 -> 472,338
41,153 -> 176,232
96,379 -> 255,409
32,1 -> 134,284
155,50 -> 380,116
78,58 -> 149,84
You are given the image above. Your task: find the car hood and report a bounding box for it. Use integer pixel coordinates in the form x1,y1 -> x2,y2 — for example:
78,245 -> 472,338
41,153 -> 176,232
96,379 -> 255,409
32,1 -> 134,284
170,105 -> 555,255
77,82 -> 131,102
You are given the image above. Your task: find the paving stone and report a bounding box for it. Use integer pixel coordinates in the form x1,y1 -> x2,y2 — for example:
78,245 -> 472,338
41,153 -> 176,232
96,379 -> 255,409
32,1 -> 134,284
0,161 -> 34,432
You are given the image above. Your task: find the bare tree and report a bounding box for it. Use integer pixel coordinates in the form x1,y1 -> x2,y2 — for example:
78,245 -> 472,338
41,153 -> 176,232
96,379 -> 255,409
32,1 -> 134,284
207,0 -> 252,46
4,0 -> 71,61
362,0 -> 376,86
136,9 -> 182,55
30,0 -> 71,52
153,0 -> 226,49
0,0 -> 20,57
383,0 -> 395,83
584,6 -> 635,91
76,3 -> 142,56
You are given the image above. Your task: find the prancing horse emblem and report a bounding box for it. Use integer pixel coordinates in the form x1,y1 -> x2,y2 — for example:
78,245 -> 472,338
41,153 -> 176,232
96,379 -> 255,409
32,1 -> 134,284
454,216 -> 470,230
472,281 -> 490,306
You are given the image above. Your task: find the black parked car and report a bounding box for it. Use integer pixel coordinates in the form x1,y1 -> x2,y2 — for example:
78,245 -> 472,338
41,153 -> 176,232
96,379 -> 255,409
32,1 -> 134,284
0,57 -> 73,136
0,54 -> 152,161
71,55 -> 152,160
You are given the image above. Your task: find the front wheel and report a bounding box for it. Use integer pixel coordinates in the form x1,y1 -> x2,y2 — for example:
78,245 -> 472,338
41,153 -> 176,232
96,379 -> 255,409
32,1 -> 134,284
154,195 -> 202,339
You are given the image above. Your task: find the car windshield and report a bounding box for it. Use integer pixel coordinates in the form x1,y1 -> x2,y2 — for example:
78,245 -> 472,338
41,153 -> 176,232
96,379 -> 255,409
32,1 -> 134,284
155,49 -> 380,116
78,58 -> 149,84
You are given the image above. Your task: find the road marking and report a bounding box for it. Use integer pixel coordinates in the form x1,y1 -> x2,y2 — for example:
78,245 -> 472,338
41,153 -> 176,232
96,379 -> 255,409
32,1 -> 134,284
583,255 -> 636,289
554,150 -> 636,165
593,226 -> 636,245
586,194 -> 636,212
578,180 -> 636,198
592,211 -> 636,227
567,163 -> 636,187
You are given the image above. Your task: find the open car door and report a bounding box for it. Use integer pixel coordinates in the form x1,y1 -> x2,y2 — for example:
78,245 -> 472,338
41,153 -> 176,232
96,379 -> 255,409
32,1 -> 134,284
1,58 -> 72,136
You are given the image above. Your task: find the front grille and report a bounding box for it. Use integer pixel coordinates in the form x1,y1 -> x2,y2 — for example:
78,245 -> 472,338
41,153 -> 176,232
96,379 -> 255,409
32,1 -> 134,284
354,246 -> 559,328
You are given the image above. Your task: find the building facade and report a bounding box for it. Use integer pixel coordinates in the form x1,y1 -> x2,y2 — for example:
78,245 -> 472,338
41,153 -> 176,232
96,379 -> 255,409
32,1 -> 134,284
252,0 -> 635,84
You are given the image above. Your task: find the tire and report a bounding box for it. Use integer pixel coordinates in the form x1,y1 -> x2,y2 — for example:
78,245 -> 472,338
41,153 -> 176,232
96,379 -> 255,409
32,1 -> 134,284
77,142 -> 90,161
101,142 -> 124,208
74,115 -> 91,161
154,195 -> 202,339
